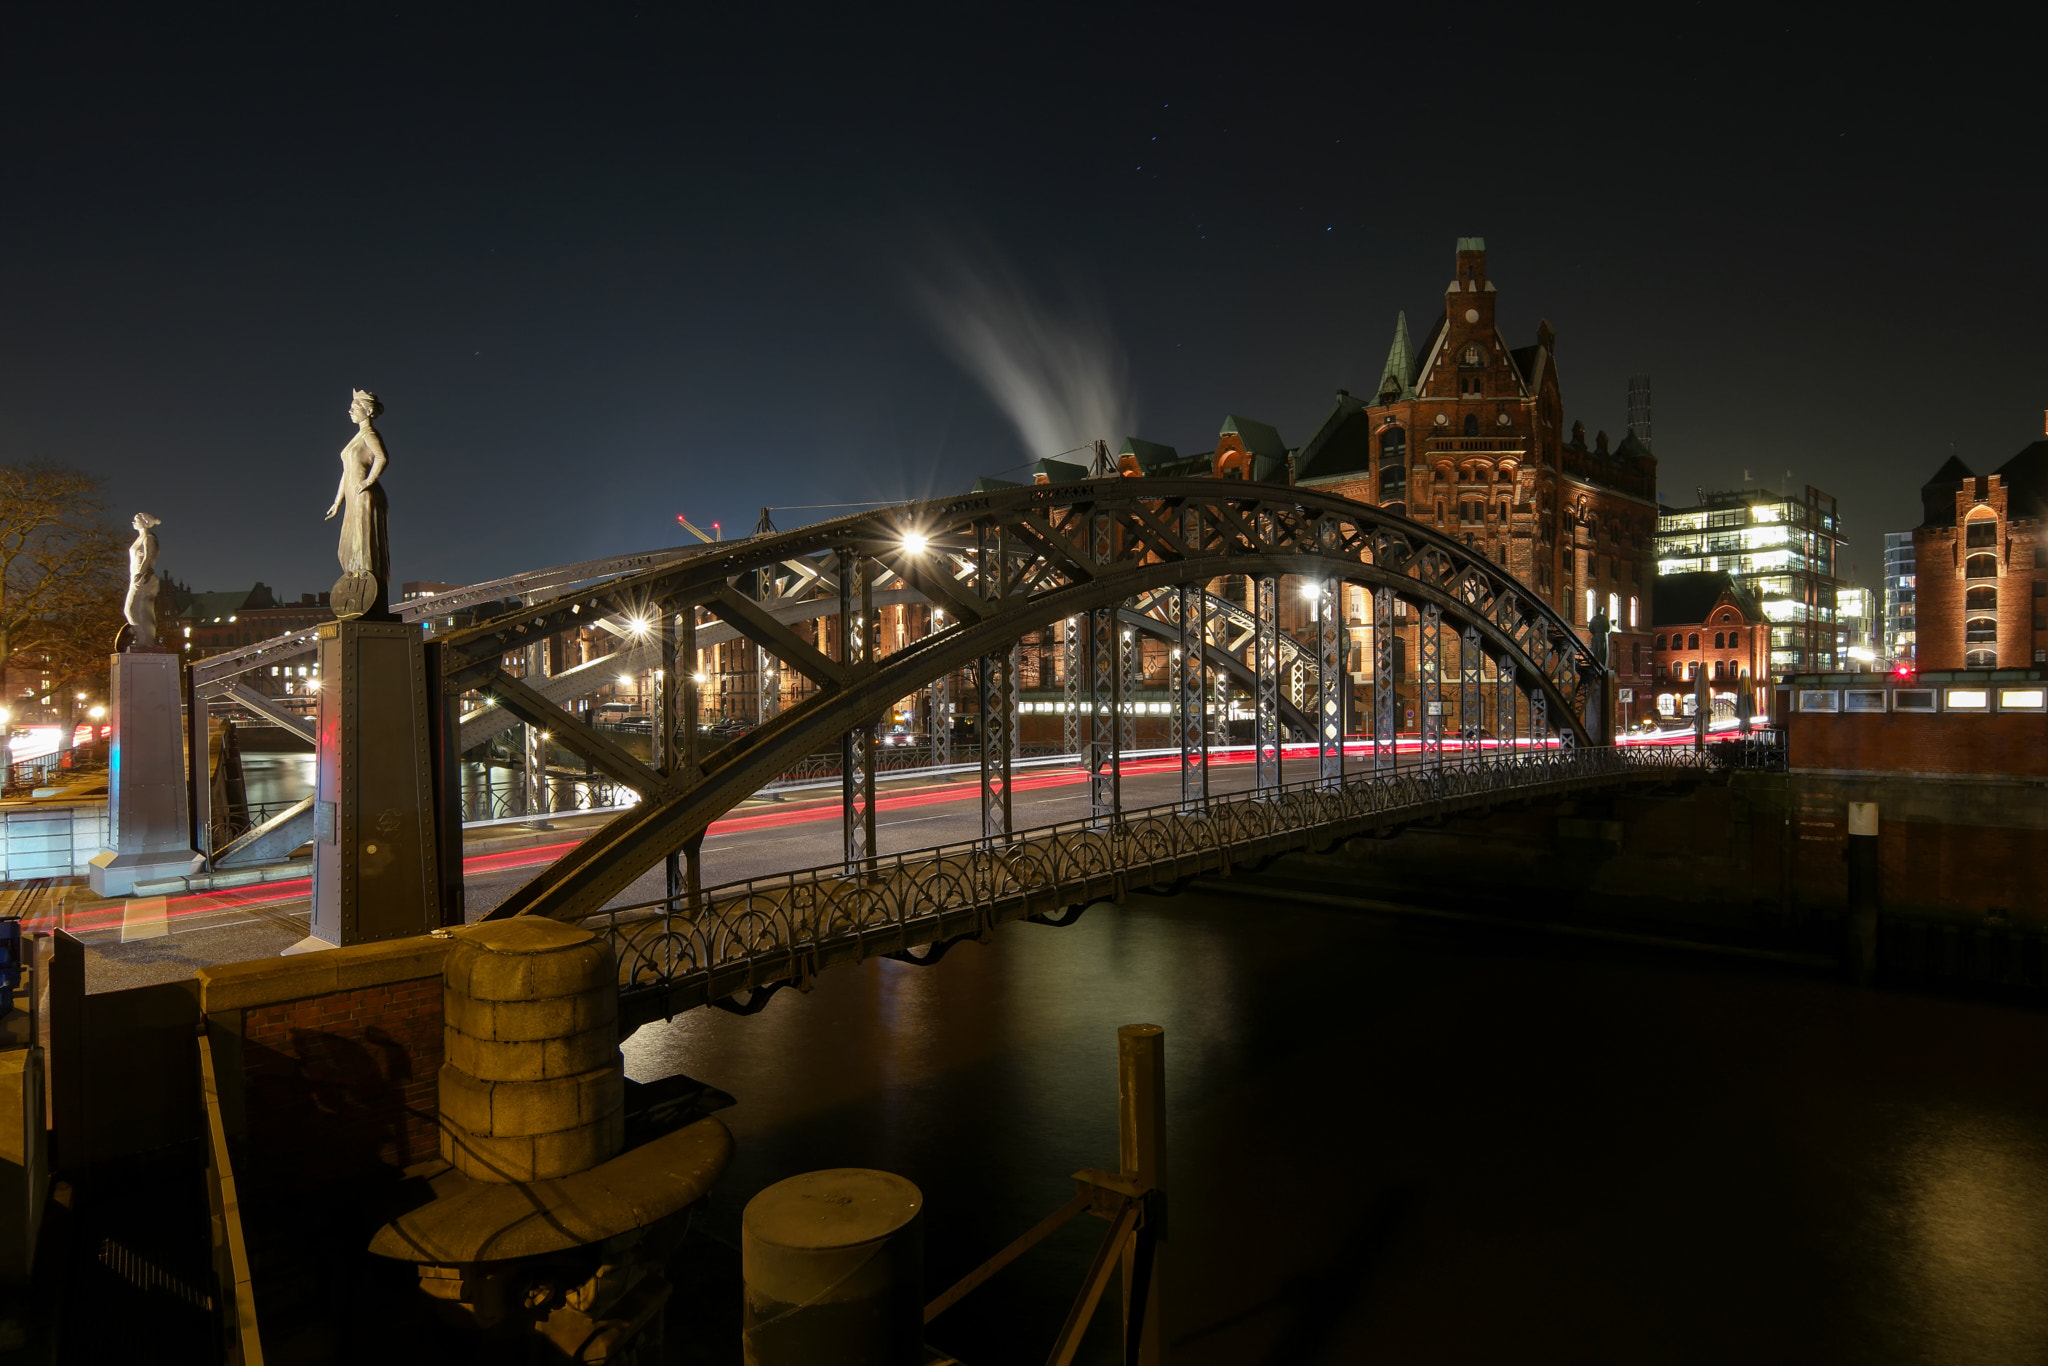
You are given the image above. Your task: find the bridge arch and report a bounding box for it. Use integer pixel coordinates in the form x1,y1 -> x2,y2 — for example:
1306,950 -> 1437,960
425,478 -> 1604,924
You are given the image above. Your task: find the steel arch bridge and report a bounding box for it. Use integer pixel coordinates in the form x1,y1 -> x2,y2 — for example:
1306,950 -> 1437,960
412,478 -> 1615,927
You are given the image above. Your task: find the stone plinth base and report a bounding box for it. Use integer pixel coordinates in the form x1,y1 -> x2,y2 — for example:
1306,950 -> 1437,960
308,619 -> 444,947
89,650 -> 202,897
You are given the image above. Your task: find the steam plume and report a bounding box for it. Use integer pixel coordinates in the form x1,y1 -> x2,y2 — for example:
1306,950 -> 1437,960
913,244 -> 1137,463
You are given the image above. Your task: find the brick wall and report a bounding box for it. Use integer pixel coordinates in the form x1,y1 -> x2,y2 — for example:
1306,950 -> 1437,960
1789,705 -> 2045,777
198,936 -> 450,1199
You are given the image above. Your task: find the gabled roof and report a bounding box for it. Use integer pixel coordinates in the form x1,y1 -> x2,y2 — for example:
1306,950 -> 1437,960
1219,415 -> 1290,482
971,475 -> 1021,493
1993,440 -> 2048,520
1409,314 -> 1448,390
1294,393 -> 1374,483
1510,344 -> 1545,390
1220,414 -> 1286,459
1033,457 -> 1088,484
1118,437 -> 1181,474
1918,453 -> 1975,528
1651,571 -> 1762,628
1375,312 -> 1415,402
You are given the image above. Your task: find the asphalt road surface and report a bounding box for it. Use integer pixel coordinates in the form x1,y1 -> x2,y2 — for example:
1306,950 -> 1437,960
69,748 -> 1292,991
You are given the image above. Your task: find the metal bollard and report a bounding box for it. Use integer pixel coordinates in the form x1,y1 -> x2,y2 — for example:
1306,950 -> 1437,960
742,1167 -> 924,1365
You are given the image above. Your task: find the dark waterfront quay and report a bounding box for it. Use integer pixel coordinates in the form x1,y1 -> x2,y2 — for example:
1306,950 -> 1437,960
629,886 -> 2048,1366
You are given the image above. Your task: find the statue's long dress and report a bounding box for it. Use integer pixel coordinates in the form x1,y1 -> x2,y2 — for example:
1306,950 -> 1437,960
122,530 -> 159,648
337,428 -> 392,616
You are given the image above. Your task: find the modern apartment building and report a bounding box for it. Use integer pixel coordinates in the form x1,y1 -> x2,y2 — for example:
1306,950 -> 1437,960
1654,485 -> 1845,673
1883,531 -> 1917,666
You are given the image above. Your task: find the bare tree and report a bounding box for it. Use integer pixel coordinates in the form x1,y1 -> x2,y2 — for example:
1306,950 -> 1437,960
0,465 -> 125,744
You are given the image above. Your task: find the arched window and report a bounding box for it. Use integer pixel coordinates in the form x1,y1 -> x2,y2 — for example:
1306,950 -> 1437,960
1714,661 -> 1724,680
1654,634 -> 1666,650
1463,413 -> 1479,436
1967,553 -> 1999,580
1378,429 -> 1407,504
1713,631 -> 1724,649
1460,343 -> 1483,367
1688,633 -> 1700,650
1966,585 -> 1998,613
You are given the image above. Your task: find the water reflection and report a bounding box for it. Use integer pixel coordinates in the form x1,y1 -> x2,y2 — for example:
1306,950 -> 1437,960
622,890 -> 2048,1365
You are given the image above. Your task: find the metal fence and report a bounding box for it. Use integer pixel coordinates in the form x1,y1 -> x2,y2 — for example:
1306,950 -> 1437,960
582,744 -> 1720,1020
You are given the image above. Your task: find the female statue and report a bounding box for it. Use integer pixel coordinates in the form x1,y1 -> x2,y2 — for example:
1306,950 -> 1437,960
325,389 -> 392,618
122,512 -> 162,649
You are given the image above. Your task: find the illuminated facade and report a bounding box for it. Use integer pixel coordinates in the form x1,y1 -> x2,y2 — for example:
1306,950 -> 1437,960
1653,486 -> 1845,672
1912,428 -> 2048,671
1882,531 -> 1916,666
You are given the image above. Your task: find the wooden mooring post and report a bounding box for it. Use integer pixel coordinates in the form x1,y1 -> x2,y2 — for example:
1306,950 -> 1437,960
922,1023 -> 1168,1366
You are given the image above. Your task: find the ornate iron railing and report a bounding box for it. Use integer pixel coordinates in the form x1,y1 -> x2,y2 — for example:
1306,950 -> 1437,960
583,744 -> 1718,1022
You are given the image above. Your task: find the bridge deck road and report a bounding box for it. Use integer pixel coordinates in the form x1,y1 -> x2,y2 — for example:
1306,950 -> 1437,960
59,748 -> 1318,990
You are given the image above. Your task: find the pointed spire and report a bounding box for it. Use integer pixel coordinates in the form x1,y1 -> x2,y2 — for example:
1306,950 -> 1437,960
1377,311 -> 1414,401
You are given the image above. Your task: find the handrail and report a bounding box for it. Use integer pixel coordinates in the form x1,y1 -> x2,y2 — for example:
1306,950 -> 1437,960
197,1028 -> 264,1366
585,744 -> 1720,1016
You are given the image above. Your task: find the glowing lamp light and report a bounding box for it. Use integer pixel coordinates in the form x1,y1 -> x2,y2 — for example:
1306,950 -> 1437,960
629,618 -> 650,636
692,673 -> 707,685
1300,581 -> 1322,600
88,705 -> 106,720
305,679 -> 320,692
618,675 -> 635,688
902,532 -> 930,555
0,706 -> 10,725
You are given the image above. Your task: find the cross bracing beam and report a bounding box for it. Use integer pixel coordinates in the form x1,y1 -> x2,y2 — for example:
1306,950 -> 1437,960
704,586 -> 850,690
477,669 -> 683,799
476,536 -> 1597,926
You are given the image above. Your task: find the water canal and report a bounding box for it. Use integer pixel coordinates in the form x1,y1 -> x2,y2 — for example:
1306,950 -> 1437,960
624,887 -> 2048,1365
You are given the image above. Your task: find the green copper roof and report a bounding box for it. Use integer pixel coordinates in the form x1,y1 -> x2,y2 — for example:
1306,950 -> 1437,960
1219,414 -> 1286,460
1377,311 -> 1415,401
1118,436 -> 1181,474
1293,393 -> 1372,483
1457,236 -> 1486,253
1033,456 -> 1088,483
971,475 -> 1022,493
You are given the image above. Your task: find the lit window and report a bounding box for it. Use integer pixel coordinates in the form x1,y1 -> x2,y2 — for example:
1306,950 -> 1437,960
1946,689 -> 1989,710
1609,592 -> 1621,625
1629,596 -> 1638,628
1585,589 -> 1596,621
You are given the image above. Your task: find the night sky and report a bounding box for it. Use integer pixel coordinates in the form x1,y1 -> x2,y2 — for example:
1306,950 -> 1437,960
4,6 -> 2040,597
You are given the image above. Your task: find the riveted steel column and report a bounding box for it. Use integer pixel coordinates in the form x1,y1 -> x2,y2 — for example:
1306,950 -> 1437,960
1120,619 -> 1139,754
657,609 -> 680,903
1460,625 -> 1481,764
1063,615 -> 1082,762
977,650 -> 1012,844
841,549 -> 876,877
1496,655 -> 1515,765
1174,585 -> 1208,806
1420,602 -> 1442,770
677,607 -> 701,911
1531,687 -> 1548,754
1087,510 -> 1120,824
1254,574 -> 1280,792
524,639 -> 547,818
1318,577 -> 1343,788
1373,586 -> 1395,771
975,522 -> 1012,844
1008,641 -> 1021,760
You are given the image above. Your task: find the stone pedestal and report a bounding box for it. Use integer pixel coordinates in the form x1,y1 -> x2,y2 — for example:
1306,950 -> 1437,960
299,620 -> 443,952
88,651 -> 202,897
370,919 -> 732,1363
